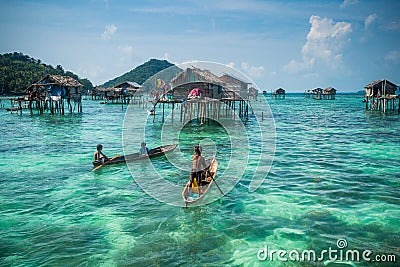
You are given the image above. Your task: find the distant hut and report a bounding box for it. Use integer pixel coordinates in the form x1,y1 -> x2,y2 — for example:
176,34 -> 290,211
364,79 -> 399,113
311,88 -> 324,100
115,81 -> 141,94
98,81 -> 142,104
114,81 -> 142,103
272,88 -> 286,99
96,87 -> 114,102
323,87 -> 337,100
311,87 -> 336,100
26,74 -> 83,114
89,86 -> 104,100
304,89 -> 311,98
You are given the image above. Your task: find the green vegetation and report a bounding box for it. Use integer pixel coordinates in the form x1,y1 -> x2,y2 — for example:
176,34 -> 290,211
0,53 -> 180,95
0,52 -> 93,95
102,59 -> 181,91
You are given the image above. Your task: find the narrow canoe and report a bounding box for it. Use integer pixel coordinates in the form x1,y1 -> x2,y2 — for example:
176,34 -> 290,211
6,107 -> 21,112
182,158 -> 218,207
92,144 -> 177,167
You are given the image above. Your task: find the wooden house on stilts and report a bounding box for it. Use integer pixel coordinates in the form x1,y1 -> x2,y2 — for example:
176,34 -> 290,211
311,88 -> 323,100
311,87 -> 337,100
151,67 -> 254,125
97,81 -> 142,104
25,74 -> 83,114
89,86 -> 105,100
323,87 -> 337,100
272,88 -> 286,99
364,79 -> 399,113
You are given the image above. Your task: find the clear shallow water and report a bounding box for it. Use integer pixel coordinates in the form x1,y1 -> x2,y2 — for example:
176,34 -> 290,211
0,95 -> 399,267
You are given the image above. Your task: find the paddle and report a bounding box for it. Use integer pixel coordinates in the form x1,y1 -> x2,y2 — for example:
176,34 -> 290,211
206,161 -> 234,200
92,154 -> 120,171
210,175 -> 234,200
207,159 -> 233,199
211,175 -> 224,195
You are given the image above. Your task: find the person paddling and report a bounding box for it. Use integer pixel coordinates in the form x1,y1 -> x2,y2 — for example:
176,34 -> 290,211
187,145 -> 208,198
94,144 -> 109,163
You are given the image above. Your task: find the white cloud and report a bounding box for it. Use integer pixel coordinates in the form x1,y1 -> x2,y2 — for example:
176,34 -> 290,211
163,53 -> 169,60
364,14 -> 377,30
101,24 -> 117,40
241,62 -> 265,78
384,21 -> 400,31
118,45 -> 133,55
226,62 -> 235,68
284,15 -> 352,73
78,65 -> 104,82
284,58 -> 315,73
340,0 -> 358,8
385,50 -> 400,63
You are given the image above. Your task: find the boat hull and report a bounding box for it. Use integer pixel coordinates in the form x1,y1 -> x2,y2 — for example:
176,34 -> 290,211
92,144 -> 177,167
182,158 -> 218,207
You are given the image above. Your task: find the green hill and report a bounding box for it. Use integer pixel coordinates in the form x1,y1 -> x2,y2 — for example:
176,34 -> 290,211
0,52 -> 93,95
102,59 -> 181,91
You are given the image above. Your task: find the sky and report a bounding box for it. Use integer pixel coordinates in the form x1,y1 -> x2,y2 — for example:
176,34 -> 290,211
0,0 -> 399,92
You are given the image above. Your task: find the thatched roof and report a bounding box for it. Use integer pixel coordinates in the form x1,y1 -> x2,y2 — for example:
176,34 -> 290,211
365,79 -> 397,89
31,75 -> 82,88
115,81 -> 141,90
274,88 -> 285,94
219,73 -> 250,85
192,67 -> 224,85
365,79 -> 398,96
171,67 -> 225,86
323,87 -> 337,94
311,88 -> 323,93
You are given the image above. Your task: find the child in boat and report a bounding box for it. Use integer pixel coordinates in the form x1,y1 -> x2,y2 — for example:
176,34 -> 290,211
139,142 -> 149,155
94,144 -> 109,163
188,145 -> 208,197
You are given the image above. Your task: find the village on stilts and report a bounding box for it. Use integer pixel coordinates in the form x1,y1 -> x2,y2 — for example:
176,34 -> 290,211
2,64 -> 399,117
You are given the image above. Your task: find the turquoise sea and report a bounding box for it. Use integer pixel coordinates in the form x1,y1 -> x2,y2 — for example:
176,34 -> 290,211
0,94 -> 399,266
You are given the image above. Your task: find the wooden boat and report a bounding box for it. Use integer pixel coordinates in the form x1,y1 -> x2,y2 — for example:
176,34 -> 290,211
147,109 -> 155,115
6,107 -> 22,112
182,158 -> 218,207
92,144 -> 177,167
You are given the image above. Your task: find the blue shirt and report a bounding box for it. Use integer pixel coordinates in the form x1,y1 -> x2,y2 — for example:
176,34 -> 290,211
139,147 -> 149,155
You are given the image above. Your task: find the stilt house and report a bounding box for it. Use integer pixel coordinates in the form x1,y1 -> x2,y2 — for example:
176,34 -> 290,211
272,88 -> 286,99
323,87 -> 337,100
26,74 -> 83,114
364,79 -> 399,113
152,67 -> 252,125
311,87 -> 336,100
